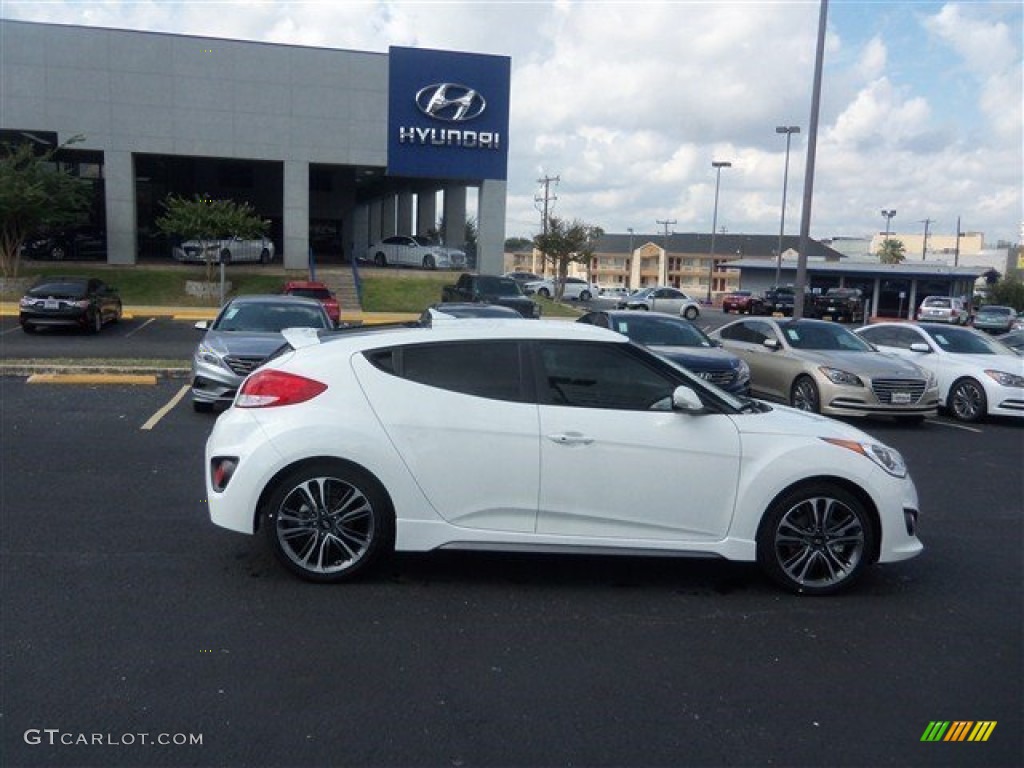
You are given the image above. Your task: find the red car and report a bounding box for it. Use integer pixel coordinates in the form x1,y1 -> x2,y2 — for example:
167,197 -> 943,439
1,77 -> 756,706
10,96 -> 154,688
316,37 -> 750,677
281,281 -> 340,324
721,290 -> 764,315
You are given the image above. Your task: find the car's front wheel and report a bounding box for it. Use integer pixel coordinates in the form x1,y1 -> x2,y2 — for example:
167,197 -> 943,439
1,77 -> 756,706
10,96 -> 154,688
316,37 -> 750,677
260,248 -> 271,264
579,290 -> 592,301
683,305 -> 699,320
538,288 -> 551,298
89,309 -> 103,334
790,375 -> 820,413
373,252 -> 387,267
265,461 -> 394,583
948,377 -> 987,422
757,482 -> 876,595
422,254 -> 436,270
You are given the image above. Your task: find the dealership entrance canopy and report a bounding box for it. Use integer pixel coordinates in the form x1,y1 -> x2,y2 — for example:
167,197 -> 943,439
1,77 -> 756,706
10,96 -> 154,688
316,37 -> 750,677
0,20 -> 511,273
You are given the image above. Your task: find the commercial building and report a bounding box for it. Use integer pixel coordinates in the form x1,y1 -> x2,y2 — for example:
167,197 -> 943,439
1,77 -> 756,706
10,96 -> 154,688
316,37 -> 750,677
0,20 -> 510,273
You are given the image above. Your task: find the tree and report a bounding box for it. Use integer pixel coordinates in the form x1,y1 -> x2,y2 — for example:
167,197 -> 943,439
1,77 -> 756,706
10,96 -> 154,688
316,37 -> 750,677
0,138 -> 92,279
504,236 -> 532,252
877,238 -> 906,265
985,275 -> 1024,311
532,217 -> 604,299
156,194 -> 269,282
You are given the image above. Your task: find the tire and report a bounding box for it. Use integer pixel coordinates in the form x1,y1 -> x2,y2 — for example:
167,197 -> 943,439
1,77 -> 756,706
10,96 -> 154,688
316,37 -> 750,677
422,254 -> 436,270
579,290 -> 592,302
219,249 -> 231,265
89,309 -> 102,334
790,375 -> 820,413
264,461 -> 394,583
111,303 -> 123,324
50,244 -> 66,260
260,248 -> 271,264
538,288 -> 551,298
22,323 -> 36,334
947,377 -> 987,423
757,482 -> 876,595
637,304 -> 649,311
683,305 -> 699,320
374,252 -> 387,267
192,400 -> 214,413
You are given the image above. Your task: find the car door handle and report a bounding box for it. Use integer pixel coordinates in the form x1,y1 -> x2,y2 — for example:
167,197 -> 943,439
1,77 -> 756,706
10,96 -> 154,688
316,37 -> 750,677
547,432 -> 594,446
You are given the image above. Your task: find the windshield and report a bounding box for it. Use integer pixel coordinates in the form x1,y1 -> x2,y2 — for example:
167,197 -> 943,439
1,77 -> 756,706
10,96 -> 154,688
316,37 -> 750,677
610,315 -> 712,348
476,276 -> 523,297
782,322 -> 873,351
287,287 -> 332,300
922,326 -> 1013,354
29,281 -> 88,298
214,303 -> 329,332
976,306 -> 1013,317
411,236 -> 434,246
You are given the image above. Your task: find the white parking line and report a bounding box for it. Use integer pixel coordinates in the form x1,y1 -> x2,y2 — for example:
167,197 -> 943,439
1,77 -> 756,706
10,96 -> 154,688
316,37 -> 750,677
125,317 -> 156,337
141,384 -> 190,431
927,419 -> 983,433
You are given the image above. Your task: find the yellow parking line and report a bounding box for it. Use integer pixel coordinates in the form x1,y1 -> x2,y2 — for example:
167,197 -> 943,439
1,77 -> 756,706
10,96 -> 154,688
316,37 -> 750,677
27,373 -> 157,385
141,384 -> 190,430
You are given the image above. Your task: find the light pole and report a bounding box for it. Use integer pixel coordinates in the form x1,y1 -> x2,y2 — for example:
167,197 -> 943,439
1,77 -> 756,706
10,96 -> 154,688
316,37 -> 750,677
775,126 -> 800,287
881,209 -> 896,238
626,227 -> 634,289
706,160 -> 731,304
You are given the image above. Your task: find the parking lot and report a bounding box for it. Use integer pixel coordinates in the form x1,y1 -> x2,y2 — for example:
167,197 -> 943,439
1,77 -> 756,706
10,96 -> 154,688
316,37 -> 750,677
1,311 -> 1021,767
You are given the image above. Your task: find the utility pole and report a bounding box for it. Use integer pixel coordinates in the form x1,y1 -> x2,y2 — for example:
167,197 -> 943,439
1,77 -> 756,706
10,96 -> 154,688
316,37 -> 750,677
920,218 -> 934,260
534,174 -> 559,273
657,219 -> 676,287
954,216 -> 962,267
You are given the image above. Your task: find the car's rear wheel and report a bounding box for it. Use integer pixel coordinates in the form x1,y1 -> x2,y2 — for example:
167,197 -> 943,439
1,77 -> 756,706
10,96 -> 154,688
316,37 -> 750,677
265,461 -> 394,583
538,287 -> 551,298
757,482 -> 875,595
579,290 -> 592,301
374,252 -> 387,267
50,244 -> 66,260
948,377 -> 987,422
219,249 -> 231,265
422,254 -> 436,270
790,375 -> 820,413
260,248 -> 271,264
683,306 -> 699,320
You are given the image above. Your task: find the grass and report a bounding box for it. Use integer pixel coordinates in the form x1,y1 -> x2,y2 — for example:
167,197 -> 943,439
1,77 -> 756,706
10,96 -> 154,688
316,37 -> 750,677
4,262 -> 586,317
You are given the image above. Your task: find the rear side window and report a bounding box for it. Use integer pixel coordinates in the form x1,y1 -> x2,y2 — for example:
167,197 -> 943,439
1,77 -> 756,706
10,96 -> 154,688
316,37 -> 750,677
365,341 -> 527,402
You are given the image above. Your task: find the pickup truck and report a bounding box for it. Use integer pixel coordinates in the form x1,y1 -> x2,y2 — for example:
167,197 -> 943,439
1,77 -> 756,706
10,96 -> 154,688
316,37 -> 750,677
441,273 -> 541,318
813,288 -> 866,323
762,286 -> 814,317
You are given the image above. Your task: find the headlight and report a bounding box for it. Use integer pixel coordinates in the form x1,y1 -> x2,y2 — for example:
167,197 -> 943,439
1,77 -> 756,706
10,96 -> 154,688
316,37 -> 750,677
195,342 -> 226,368
822,438 -> 907,478
985,369 -> 1024,388
736,359 -> 751,382
819,366 -> 863,387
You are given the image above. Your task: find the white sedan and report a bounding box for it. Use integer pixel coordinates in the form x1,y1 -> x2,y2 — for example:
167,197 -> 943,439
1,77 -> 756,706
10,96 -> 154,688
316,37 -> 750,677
855,322 -> 1024,422
366,235 -> 466,270
173,236 -> 275,264
621,286 -> 702,320
523,276 -> 598,301
206,320 -> 922,595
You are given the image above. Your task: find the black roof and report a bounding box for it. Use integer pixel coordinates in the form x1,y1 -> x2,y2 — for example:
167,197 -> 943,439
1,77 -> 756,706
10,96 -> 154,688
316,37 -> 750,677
597,232 -> 843,259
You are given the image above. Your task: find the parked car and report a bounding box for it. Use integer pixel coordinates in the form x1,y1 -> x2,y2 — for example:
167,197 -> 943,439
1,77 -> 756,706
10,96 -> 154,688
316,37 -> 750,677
523,276 -> 597,301
578,310 -> 750,395
173,236 -> 275,265
190,295 -> 334,412
440,273 -> 541,318
20,228 -> 107,261
709,317 -> 939,422
620,286 -> 701,320
721,290 -> 765,315
915,296 -> 968,325
855,322 -> 1024,422
420,302 -> 524,325
502,271 -> 541,286
762,286 -> 814,317
366,235 -> 466,270
19,276 -> 122,334
996,329 -> 1024,355
598,286 -> 632,300
282,280 -> 340,325
205,320 -> 922,595
812,288 -> 866,323
971,305 -> 1017,335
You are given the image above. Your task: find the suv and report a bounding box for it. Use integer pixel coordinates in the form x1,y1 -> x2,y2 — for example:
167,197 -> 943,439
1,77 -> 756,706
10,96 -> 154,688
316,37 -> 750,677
762,286 -> 814,317
916,296 -> 967,325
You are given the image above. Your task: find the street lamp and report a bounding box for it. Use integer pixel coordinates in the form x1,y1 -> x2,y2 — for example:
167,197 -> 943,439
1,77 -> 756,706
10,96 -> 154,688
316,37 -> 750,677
626,227 -> 634,289
881,209 -> 896,238
775,126 -> 800,287
706,160 -> 731,304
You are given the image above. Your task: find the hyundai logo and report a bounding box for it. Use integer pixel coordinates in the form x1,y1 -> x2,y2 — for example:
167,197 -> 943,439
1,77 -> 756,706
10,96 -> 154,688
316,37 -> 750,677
415,83 -> 486,122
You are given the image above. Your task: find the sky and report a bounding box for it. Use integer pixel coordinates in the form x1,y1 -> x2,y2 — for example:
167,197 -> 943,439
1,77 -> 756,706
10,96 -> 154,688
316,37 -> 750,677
2,0 -> 1021,247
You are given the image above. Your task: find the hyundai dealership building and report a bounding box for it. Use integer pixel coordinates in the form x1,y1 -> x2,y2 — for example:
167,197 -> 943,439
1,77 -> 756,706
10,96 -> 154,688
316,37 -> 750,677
0,20 -> 510,273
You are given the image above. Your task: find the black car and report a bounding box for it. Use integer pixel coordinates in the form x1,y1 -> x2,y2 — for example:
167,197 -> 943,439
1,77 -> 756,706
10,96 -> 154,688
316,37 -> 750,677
21,228 -> 107,261
19,276 -> 123,334
577,310 -> 751,395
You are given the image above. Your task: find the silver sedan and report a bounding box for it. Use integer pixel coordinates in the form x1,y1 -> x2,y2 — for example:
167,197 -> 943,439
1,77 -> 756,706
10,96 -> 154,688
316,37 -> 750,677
709,317 -> 940,422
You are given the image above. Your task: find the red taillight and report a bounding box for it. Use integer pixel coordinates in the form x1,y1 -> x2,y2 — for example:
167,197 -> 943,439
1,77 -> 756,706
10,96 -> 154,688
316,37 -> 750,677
236,370 -> 327,408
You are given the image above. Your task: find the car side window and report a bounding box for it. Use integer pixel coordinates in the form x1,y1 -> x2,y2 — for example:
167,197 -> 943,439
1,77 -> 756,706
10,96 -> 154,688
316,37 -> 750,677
366,341 -> 527,403
536,341 -> 677,411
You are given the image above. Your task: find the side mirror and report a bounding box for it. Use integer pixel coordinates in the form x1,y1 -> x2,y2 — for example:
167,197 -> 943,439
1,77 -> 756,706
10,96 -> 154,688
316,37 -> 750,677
194,320 -> 210,331
909,342 -> 931,353
763,338 -> 780,350
672,385 -> 705,414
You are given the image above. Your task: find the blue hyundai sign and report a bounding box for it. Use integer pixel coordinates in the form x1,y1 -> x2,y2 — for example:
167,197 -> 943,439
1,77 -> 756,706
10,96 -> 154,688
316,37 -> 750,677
388,46 -> 510,181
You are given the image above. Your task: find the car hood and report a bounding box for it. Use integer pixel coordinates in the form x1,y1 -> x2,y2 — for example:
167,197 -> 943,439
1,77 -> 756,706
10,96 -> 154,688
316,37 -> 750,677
731,401 -> 877,441
789,350 -> 925,378
652,346 -> 740,370
200,330 -> 289,357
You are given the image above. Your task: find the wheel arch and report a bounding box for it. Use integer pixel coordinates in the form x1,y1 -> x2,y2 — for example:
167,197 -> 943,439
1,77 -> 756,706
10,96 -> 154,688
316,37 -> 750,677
253,455 -> 396,534
755,475 -> 882,565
